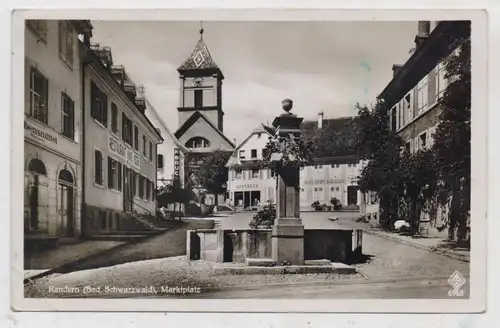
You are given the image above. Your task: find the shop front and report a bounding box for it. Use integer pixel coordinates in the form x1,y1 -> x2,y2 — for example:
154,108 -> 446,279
24,117 -> 81,238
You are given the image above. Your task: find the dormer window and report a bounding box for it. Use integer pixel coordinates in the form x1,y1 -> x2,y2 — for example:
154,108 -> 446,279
239,150 -> 246,159
185,137 -> 211,148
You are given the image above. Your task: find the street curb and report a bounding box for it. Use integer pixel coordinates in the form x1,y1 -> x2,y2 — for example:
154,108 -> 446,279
23,228 -> 179,284
364,230 -> 470,263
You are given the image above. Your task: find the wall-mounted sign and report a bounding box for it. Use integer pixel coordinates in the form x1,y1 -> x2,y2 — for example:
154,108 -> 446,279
109,136 -> 140,170
109,137 -> 126,157
174,148 -> 180,177
303,178 -> 345,185
236,184 -> 260,190
127,150 -> 141,170
24,121 -> 57,144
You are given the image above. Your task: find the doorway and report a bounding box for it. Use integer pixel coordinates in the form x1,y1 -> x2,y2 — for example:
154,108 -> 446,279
347,185 -> 358,205
26,158 -> 48,232
123,166 -> 133,212
57,169 -> 75,237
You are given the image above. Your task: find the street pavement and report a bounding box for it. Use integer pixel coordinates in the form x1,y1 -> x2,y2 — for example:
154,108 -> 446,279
25,211 -> 470,299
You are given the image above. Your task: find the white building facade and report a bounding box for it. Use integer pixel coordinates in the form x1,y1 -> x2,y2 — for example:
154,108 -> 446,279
24,20 -> 92,238
226,125 -> 365,210
81,45 -> 163,233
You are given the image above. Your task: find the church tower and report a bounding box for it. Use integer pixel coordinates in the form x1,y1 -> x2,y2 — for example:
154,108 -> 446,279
177,27 -> 225,132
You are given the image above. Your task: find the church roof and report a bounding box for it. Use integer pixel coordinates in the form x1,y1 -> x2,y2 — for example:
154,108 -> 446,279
174,111 -> 235,149
177,28 -> 223,75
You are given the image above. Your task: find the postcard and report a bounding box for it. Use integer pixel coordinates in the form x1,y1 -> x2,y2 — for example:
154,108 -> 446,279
11,8 -> 487,313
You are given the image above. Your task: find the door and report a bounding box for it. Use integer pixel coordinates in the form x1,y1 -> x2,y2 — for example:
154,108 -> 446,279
57,183 -> 74,236
347,185 -> 358,205
57,169 -> 75,237
243,191 -> 251,209
123,166 -> 131,212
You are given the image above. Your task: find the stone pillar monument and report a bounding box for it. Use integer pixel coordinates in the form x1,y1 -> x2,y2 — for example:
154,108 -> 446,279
271,99 -> 305,265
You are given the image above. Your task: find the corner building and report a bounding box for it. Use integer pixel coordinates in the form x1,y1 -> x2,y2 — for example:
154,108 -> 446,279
81,43 -> 163,234
24,20 -> 92,239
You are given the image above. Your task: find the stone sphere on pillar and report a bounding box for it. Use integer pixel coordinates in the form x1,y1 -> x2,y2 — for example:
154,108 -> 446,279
282,98 -> 293,113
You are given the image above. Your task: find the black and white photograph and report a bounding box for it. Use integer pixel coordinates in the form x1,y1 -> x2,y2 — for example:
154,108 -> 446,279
11,9 -> 487,312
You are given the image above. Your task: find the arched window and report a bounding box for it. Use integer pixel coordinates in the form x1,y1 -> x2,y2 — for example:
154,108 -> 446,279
58,169 -> 74,184
28,158 -> 47,176
185,137 -> 211,149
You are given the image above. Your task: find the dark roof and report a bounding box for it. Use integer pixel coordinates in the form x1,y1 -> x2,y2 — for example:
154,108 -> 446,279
174,111 -> 235,149
83,42 -> 163,142
300,116 -> 360,158
378,20 -> 470,107
177,31 -> 223,77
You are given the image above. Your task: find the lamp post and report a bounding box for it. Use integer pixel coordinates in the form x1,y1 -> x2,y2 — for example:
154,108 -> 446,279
270,99 -> 305,265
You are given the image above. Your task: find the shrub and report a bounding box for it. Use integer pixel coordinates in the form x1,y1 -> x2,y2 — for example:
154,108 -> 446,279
330,197 -> 343,211
249,201 -> 276,229
311,201 -> 320,209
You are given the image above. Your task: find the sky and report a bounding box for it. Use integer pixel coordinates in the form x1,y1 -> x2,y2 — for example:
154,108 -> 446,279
91,21 -> 418,144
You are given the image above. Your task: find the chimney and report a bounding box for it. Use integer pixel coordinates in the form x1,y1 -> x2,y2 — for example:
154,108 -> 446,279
414,21 -> 430,49
318,111 -> 324,129
135,97 -> 146,114
392,64 -> 403,78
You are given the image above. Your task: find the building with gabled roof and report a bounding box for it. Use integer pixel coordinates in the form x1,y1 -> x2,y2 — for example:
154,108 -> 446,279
173,27 -> 235,206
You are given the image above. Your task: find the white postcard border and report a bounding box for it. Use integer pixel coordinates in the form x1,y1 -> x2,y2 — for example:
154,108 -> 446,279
10,8 -> 487,313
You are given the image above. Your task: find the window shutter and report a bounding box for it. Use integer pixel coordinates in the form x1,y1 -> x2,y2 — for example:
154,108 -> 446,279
102,92 -> 108,127
107,157 -> 113,188
117,162 -> 122,191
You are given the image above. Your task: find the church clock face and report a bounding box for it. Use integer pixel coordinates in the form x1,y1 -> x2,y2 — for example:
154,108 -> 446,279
193,77 -> 204,87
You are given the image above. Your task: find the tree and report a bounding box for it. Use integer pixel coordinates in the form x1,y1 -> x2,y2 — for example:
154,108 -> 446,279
355,100 -> 404,229
191,149 -> 231,206
156,175 -> 194,219
430,22 -> 471,244
399,149 -> 439,233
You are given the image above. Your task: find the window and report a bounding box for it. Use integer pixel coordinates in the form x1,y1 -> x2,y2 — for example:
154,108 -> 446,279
29,68 -> 49,124
146,179 -> 151,200
390,106 -> 397,131
61,93 -> 74,139
117,162 -> 122,191
131,171 -> 137,197
151,181 -> 156,200
149,141 -> 153,161
122,113 -> 132,145
108,157 -> 117,189
270,169 -> 276,178
252,169 -> 259,178
157,154 -> 164,168
58,21 -> 74,67
111,103 -> 118,133
336,187 -> 340,191
239,150 -> 246,159
251,149 -> 257,158
94,149 -> 103,185
419,132 -> 427,150
134,126 -> 139,151
194,89 -> 203,107
142,135 -> 147,156
436,62 -> 447,99
139,175 -> 145,199
185,137 -> 210,148
399,93 -> 413,128
235,169 -> 242,179
27,20 -> 48,43
405,141 -> 411,154
91,81 -> 108,126
417,75 -> 428,114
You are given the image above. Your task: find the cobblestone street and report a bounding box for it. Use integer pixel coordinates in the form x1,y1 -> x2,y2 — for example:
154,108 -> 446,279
25,213 -> 469,299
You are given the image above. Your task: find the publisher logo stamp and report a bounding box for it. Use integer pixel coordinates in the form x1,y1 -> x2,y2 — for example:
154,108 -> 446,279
448,270 -> 466,297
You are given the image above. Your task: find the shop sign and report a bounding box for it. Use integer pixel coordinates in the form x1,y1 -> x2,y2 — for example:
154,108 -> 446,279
304,179 -> 345,185
109,136 -> 140,170
24,121 -> 57,144
174,148 -> 180,177
236,184 -> 260,190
